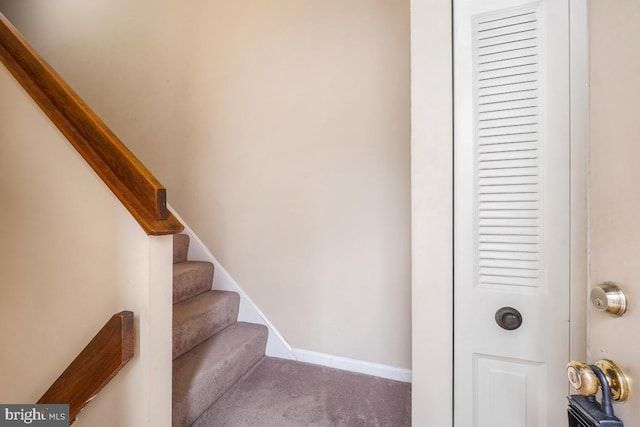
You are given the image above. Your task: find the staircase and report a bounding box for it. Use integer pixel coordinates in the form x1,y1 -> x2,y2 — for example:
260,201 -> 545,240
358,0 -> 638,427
172,234 -> 268,426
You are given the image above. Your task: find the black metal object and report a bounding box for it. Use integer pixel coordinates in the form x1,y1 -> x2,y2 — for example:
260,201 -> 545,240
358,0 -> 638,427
494,306 -> 522,330
567,365 -> 623,426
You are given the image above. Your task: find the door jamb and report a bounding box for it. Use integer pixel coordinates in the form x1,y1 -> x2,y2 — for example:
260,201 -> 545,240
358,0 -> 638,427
568,0 -> 589,364
410,0 -> 453,425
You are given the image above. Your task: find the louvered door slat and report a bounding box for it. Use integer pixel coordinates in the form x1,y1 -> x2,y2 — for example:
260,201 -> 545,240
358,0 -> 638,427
474,5 -> 542,289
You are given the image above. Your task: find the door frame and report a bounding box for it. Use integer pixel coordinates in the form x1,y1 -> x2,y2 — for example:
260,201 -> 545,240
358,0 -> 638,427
410,0 -> 588,424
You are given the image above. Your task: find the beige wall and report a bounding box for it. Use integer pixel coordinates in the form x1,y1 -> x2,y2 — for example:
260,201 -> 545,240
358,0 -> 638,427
589,1 -> 640,423
0,63 -> 173,426
0,0 -> 411,367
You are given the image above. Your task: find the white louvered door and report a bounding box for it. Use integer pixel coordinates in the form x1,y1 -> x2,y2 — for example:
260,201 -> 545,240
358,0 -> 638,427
454,1 -> 570,426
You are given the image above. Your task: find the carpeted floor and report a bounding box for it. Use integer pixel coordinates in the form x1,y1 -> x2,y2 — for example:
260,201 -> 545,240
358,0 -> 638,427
192,357 -> 411,427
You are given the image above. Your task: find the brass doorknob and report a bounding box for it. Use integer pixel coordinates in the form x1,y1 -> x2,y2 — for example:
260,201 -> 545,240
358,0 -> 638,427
567,361 -> 599,396
591,282 -> 627,316
567,359 -> 629,402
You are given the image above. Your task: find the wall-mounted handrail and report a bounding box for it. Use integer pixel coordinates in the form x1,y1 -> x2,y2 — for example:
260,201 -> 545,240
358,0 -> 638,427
37,311 -> 135,424
0,12 -> 183,235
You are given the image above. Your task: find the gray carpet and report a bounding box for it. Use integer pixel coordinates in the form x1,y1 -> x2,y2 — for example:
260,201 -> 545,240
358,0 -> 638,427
192,357 -> 411,427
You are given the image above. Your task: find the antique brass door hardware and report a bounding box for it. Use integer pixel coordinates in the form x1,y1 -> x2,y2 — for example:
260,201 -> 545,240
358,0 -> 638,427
494,306 -> 523,330
567,359 -> 629,402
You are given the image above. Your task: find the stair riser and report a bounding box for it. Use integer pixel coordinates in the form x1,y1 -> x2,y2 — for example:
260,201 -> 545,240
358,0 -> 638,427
172,323 -> 268,427
173,234 -> 190,264
173,262 -> 214,304
173,291 -> 240,359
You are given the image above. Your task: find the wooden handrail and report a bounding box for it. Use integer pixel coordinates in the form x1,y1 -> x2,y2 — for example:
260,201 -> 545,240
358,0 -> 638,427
0,13 -> 183,235
38,311 -> 135,424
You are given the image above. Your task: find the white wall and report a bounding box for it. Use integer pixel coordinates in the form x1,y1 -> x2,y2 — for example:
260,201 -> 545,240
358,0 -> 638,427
589,1 -> 640,423
0,0 -> 412,368
0,63 -> 173,427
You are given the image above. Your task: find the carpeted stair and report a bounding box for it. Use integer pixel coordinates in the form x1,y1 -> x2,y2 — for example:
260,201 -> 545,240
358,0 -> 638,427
172,234 -> 268,427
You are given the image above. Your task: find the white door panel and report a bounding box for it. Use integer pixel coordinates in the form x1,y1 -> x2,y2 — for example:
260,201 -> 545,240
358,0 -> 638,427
475,355 -> 544,426
454,1 -> 570,425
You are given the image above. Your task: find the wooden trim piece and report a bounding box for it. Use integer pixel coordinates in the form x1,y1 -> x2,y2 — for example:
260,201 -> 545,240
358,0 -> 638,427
0,13 -> 182,235
38,311 -> 135,424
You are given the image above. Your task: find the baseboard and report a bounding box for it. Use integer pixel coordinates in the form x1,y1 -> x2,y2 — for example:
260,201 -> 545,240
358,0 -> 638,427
292,348 -> 412,383
168,206 -> 296,360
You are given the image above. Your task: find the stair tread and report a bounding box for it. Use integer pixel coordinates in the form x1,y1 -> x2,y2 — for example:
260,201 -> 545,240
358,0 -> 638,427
173,322 -> 268,427
173,261 -> 214,304
172,290 -> 240,360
